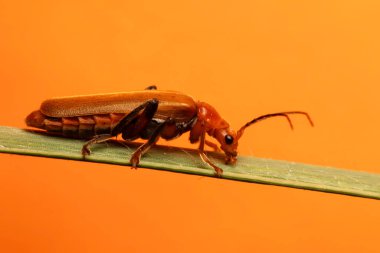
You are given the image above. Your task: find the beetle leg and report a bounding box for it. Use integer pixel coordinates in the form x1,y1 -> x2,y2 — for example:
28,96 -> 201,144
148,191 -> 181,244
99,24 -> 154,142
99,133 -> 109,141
82,134 -> 113,157
145,85 -> 157,90
205,140 -> 221,152
198,124 -> 223,177
130,117 -> 174,168
82,99 -> 158,158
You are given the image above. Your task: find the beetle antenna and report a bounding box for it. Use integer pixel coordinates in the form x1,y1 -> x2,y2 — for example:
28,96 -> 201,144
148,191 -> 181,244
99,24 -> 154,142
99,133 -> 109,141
236,111 -> 313,139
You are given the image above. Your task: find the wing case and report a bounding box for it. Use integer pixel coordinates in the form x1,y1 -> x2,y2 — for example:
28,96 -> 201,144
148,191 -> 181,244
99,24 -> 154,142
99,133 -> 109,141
40,90 -> 197,122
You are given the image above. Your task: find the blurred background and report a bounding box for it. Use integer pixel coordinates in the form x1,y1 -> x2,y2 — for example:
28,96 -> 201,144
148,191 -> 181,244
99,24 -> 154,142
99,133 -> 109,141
0,1 -> 379,252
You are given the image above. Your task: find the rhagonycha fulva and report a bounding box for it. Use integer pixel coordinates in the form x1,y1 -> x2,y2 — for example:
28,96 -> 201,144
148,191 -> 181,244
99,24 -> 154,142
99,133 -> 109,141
26,86 -> 313,176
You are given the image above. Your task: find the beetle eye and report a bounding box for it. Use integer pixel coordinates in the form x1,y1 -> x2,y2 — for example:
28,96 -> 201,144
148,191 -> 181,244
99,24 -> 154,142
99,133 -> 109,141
225,135 -> 234,145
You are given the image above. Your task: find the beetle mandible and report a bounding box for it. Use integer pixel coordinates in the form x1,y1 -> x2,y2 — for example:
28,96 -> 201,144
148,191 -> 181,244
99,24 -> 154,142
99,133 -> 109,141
26,86 -> 313,176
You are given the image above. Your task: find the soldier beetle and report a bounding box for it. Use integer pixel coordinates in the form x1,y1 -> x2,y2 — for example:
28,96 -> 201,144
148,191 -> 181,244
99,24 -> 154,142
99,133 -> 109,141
26,86 -> 313,176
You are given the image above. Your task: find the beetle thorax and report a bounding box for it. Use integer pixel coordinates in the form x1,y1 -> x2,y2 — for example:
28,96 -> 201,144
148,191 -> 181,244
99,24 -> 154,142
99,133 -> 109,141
196,101 -> 229,135
194,101 -> 238,163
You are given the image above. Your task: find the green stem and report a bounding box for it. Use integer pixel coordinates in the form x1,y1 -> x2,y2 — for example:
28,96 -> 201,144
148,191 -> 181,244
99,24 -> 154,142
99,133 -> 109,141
0,126 -> 379,200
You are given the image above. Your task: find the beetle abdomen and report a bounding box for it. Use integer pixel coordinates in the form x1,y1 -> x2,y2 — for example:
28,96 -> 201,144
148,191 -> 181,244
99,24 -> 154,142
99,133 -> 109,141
26,110 -> 125,138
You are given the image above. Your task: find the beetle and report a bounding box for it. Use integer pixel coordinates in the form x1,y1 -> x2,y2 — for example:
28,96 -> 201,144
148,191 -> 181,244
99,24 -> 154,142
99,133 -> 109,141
25,85 -> 313,176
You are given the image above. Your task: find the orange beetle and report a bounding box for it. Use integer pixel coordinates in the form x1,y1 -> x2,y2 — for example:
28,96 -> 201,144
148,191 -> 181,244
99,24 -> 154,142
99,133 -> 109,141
26,86 -> 313,176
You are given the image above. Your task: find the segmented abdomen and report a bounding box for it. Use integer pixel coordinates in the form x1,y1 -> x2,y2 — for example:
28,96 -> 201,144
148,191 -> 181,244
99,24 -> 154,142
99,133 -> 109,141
26,110 -> 125,138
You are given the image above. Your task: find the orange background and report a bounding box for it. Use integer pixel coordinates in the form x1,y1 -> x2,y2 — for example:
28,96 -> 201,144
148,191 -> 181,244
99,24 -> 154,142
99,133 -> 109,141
1,1 -> 380,252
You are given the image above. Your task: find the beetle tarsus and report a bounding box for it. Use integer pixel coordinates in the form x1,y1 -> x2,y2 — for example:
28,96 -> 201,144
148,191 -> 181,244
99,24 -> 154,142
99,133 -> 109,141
81,146 -> 91,158
214,167 -> 223,178
130,154 -> 140,169
199,151 -> 224,177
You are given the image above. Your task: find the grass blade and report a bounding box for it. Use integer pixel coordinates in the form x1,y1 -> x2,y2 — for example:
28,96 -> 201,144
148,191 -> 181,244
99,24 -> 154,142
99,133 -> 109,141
0,126 -> 379,200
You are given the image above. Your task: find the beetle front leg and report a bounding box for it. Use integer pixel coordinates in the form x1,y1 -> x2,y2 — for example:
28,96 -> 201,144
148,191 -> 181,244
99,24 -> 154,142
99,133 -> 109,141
198,124 -> 223,177
82,134 -> 113,157
205,140 -> 221,152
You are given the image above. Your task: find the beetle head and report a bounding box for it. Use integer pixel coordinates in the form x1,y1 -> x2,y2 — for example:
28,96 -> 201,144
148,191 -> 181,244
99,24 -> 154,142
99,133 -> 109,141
214,128 -> 238,164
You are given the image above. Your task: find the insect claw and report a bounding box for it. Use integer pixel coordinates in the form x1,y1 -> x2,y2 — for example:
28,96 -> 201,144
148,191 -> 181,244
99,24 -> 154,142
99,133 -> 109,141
130,156 -> 140,169
214,168 -> 223,178
81,146 -> 91,158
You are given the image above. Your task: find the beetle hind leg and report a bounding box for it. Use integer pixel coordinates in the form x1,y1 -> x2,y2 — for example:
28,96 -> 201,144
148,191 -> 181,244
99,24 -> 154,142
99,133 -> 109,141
82,134 -> 113,157
81,99 -> 159,159
130,117 -> 173,168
